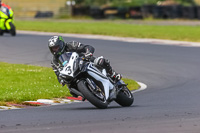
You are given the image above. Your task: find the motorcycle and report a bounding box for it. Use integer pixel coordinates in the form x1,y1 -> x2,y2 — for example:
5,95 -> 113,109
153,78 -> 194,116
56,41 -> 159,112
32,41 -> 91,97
0,5 -> 16,36
58,52 -> 134,109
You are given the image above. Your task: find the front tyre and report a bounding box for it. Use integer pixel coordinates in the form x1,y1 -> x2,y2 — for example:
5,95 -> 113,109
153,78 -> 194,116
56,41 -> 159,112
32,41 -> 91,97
0,28 -> 4,36
115,86 -> 134,107
9,22 -> 16,36
77,80 -> 108,109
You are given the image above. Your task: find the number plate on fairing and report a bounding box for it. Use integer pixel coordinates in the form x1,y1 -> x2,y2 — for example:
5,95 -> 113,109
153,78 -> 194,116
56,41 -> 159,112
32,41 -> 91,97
59,52 -> 79,77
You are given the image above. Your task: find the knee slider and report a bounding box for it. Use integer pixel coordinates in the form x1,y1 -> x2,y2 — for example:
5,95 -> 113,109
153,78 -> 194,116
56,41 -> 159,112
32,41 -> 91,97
104,59 -> 110,66
94,56 -> 105,67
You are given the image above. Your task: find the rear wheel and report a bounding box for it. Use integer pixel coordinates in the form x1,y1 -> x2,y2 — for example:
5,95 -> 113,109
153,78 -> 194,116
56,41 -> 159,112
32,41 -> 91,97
115,86 -> 134,107
77,79 -> 108,109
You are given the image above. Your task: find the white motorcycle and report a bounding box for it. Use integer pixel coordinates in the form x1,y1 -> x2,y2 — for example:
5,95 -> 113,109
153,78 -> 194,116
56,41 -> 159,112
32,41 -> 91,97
58,52 -> 134,109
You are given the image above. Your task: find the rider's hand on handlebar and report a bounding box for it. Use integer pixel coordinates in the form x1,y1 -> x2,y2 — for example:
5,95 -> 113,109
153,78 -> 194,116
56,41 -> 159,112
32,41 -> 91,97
60,79 -> 65,86
58,75 -> 65,86
83,52 -> 93,61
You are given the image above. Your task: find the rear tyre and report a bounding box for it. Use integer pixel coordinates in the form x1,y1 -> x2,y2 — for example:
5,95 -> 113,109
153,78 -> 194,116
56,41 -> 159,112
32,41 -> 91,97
9,22 -> 16,36
115,86 -> 134,107
77,80 -> 108,109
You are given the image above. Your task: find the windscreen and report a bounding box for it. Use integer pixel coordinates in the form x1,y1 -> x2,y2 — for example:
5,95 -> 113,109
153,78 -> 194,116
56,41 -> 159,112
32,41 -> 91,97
58,52 -> 72,66
1,6 -> 9,16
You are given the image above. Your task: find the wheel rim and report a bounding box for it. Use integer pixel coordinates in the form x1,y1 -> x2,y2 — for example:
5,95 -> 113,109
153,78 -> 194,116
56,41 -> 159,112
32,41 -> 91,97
84,81 -> 107,103
122,87 -> 132,98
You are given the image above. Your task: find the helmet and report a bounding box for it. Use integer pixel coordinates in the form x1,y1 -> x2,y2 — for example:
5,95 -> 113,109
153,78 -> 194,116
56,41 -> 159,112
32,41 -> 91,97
48,36 -> 65,57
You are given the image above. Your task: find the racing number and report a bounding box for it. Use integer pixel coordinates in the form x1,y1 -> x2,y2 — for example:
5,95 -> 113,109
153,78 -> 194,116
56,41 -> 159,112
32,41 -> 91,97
65,66 -> 72,75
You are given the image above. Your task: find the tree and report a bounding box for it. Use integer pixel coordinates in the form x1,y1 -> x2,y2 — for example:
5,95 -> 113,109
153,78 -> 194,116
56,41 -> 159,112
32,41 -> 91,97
74,0 -> 196,7
74,0 -> 108,6
175,0 -> 195,5
74,0 -> 159,7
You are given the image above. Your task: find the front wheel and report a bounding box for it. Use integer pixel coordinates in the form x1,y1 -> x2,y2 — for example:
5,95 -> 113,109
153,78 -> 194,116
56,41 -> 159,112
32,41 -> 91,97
77,79 -> 108,109
115,86 -> 134,107
0,28 -> 4,36
9,22 -> 16,36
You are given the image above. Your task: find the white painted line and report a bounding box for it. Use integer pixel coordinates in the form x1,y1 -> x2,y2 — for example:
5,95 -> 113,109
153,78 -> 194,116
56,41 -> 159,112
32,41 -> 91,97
132,81 -> 147,93
24,98 -> 82,106
37,99 -> 56,104
17,30 -> 200,47
0,106 -> 20,111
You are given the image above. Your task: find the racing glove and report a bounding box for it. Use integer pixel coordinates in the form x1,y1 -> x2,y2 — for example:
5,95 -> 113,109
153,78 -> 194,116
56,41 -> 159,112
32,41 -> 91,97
58,74 -> 66,86
83,52 -> 93,61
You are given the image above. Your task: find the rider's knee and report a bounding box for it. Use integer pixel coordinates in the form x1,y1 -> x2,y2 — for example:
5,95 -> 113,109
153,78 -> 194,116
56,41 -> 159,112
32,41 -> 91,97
94,56 -> 111,69
94,56 -> 104,67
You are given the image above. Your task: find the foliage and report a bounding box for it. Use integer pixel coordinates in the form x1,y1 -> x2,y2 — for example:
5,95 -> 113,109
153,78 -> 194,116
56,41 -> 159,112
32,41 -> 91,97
175,0 -> 196,5
74,0 -> 196,7
74,0 -> 158,7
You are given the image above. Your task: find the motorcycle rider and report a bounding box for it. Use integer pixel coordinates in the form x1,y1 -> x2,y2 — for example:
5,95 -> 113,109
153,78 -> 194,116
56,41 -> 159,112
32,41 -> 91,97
0,0 -> 12,15
48,36 -> 122,86
0,0 -> 11,9
0,0 -> 13,34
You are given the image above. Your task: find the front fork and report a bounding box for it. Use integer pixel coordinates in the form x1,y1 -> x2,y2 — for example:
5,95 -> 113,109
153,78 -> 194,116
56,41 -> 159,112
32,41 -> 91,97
5,19 -> 13,30
0,18 -> 13,30
87,70 -> 114,100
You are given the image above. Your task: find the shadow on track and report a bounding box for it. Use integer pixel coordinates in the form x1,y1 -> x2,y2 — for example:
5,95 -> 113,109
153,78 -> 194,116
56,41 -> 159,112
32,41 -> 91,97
61,104 -> 140,111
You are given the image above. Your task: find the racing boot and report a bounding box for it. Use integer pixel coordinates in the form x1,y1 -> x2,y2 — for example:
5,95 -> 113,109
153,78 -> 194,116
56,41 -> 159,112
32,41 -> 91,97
94,56 -> 122,81
109,69 -> 122,82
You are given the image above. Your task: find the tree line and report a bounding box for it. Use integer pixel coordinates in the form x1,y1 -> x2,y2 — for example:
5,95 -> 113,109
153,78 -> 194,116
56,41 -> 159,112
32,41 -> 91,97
73,0 -> 196,7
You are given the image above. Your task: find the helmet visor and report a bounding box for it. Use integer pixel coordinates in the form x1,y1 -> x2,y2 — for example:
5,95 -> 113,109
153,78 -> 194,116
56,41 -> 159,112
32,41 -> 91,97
52,45 -> 60,53
50,42 -> 64,56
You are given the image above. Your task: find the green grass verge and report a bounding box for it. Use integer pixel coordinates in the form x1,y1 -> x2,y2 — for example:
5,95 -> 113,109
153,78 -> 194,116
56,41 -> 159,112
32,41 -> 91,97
0,62 -> 139,104
0,62 -> 69,103
15,20 -> 200,42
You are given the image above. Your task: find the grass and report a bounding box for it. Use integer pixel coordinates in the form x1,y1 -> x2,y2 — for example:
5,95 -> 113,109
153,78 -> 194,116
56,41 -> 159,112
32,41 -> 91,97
0,62 -> 69,103
15,19 -> 200,42
0,62 -> 139,104
122,78 -> 140,91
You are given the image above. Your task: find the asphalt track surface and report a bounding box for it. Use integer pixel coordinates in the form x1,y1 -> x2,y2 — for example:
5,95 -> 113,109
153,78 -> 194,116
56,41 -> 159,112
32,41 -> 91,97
0,33 -> 200,133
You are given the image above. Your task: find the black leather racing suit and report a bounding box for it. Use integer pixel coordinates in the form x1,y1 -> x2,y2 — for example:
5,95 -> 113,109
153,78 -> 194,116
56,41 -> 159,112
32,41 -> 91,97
51,41 -> 113,84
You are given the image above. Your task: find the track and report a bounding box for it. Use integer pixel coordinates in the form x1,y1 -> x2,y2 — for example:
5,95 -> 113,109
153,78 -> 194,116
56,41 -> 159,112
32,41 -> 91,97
0,33 -> 200,133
